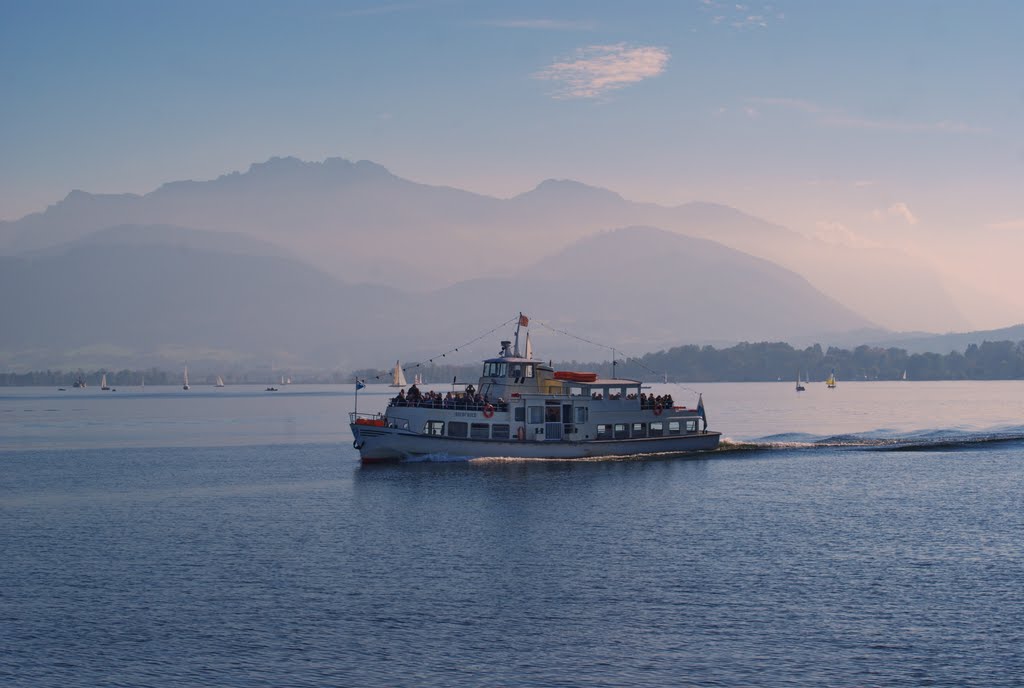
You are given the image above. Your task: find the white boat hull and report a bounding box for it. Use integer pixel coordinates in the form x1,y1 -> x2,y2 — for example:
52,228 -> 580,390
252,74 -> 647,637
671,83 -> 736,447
351,424 -> 721,463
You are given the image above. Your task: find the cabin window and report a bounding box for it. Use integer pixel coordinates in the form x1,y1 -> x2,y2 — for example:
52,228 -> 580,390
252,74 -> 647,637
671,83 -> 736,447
613,424 -> 628,439
668,421 -> 681,435
686,420 -> 698,433
596,424 -> 611,439
424,421 -> 445,436
510,364 -> 522,378
483,362 -> 508,378
514,407 -> 525,422
632,422 -> 647,438
470,423 -> 490,439
650,421 -> 664,437
524,364 -> 534,378
528,406 -> 544,424
448,421 -> 468,438
591,388 -> 607,400
569,386 -> 583,397
545,404 -> 560,423
491,424 -> 510,440
574,407 -> 588,423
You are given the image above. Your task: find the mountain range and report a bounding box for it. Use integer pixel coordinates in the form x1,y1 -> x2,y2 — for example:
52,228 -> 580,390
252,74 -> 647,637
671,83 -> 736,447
0,156 -> 975,332
0,156 -> 1019,371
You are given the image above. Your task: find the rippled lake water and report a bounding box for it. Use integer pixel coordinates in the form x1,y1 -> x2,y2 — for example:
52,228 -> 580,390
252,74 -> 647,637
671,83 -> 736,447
2,382 -> 1023,686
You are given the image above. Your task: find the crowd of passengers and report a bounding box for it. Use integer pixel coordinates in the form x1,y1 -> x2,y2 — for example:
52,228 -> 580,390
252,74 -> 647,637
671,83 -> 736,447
590,391 -> 674,408
389,383 -> 509,411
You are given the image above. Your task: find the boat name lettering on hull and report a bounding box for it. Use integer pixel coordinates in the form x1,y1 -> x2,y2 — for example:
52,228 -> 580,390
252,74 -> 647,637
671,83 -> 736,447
454,412 -> 479,418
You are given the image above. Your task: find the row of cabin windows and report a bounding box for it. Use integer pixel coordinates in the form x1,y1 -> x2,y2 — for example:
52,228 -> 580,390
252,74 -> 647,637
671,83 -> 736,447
425,421 -> 511,440
483,362 -> 535,379
514,406 -> 589,424
566,386 -> 643,400
595,420 -> 697,439
425,418 -> 698,440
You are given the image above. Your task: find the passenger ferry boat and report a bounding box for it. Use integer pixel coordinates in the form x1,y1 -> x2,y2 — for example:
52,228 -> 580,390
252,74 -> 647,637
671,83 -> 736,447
349,318 -> 720,463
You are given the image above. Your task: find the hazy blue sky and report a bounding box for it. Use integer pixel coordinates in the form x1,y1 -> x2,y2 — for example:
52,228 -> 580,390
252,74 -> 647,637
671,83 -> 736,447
3,0 -> 1023,248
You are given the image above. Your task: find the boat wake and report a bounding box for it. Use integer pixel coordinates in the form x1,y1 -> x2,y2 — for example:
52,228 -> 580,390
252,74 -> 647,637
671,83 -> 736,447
727,426 -> 1024,454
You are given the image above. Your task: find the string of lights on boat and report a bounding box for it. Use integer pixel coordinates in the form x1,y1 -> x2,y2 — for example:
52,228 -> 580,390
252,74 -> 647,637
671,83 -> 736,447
534,319 -> 701,395
363,314 -> 701,395
363,316 -> 520,382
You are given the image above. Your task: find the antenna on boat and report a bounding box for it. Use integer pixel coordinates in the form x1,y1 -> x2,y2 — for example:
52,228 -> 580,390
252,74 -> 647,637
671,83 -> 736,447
612,349 -> 617,379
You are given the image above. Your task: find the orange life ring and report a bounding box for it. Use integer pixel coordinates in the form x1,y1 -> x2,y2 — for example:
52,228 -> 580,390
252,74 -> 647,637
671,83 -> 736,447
517,426 -> 525,441
482,404 -> 495,418
653,404 -> 663,416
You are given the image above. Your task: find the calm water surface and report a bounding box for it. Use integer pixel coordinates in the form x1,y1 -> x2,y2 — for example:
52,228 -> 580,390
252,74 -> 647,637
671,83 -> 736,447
2,382 -> 1023,686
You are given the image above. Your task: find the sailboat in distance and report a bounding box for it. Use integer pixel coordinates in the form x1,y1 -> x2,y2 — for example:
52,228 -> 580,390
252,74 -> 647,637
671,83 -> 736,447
215,375 -> 225,388
390,361 -> 408,387
826,368 -> 836,389
795,370 -> 805,392
100,373 -> 110,391
183,366 -> 190,391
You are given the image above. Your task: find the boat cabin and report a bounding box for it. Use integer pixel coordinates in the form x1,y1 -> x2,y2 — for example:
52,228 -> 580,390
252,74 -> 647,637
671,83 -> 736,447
382,339 -> 696,444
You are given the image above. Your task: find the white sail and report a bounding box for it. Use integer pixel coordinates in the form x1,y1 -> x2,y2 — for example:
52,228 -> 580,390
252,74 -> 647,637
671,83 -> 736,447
215,375 -> 225,388
525,332 -> 534,360
391,361 -> 407,387
100,373 -> 108,389
414,373 -> 423,385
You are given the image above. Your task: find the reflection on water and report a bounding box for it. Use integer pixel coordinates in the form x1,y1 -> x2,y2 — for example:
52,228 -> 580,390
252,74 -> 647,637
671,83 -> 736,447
3,384 -> 1024,686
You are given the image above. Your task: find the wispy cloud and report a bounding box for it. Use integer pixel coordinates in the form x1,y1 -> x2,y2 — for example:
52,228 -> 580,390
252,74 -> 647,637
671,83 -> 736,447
700,1 -> 783,30
534,43 -> 670,99
814,220 -> 880,248
872,202 -> 919,226
748,96 -> 990,134
479,18 -> 596,31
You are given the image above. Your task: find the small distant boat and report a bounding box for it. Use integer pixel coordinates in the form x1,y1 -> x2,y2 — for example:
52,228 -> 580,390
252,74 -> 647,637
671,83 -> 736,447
100,374 -> 110,391
266,386 -> 278,392
826,368 -> 837,389
390,361 -> 407,387
183,366 -> 190,391
414,373 -> 423,385
215,375 -> 225,388
73,376 -> 86,388
795,370 -> 805,392
901,370 -> 908,381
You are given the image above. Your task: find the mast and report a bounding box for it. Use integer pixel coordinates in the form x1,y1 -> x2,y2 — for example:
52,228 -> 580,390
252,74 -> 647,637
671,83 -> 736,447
513,312 -> 524,357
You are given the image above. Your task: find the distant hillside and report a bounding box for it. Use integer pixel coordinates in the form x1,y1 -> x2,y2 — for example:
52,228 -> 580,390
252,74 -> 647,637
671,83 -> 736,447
0,234 -> 409,370
0,225 -> 875,370
0,155 -> 971,331
866,324 -> 1024,354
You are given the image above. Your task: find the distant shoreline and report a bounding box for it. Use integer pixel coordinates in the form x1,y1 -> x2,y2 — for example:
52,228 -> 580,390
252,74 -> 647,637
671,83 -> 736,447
4,336 -> 1024,385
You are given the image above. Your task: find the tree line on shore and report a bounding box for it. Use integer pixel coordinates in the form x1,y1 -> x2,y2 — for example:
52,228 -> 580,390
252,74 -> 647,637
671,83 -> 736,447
4,340 -> 1024,386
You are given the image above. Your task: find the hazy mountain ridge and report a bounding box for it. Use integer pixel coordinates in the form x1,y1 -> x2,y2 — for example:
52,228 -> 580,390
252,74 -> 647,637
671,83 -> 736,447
0,224 -> 876,370
0,155 -> 968,330
866,324 -> 1024,355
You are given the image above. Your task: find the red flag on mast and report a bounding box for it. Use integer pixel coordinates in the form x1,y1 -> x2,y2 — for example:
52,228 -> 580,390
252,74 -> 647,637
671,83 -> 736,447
519,313 -> 529,327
